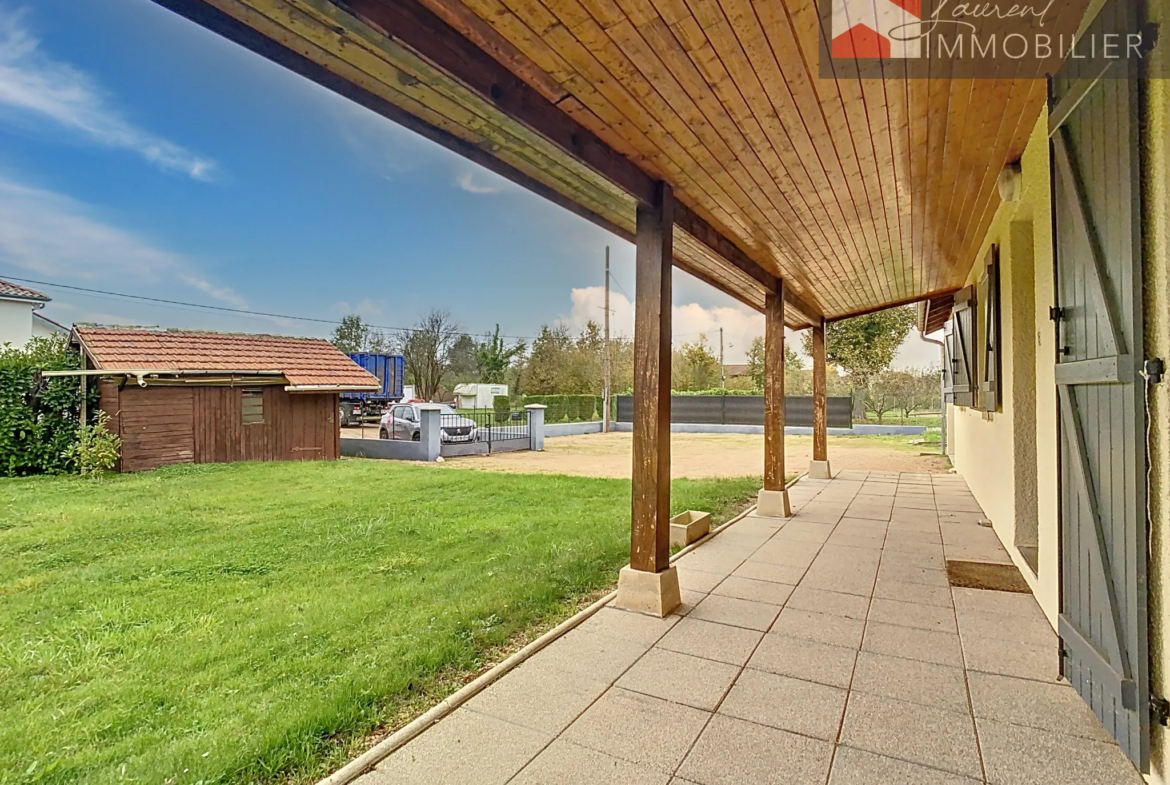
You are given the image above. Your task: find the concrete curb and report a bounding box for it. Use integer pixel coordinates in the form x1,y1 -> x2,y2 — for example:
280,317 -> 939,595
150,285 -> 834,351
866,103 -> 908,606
316,488 -> 778,785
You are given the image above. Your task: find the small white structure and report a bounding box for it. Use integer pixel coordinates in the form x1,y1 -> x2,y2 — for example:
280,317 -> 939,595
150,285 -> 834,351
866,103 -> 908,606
453,383 -> 508,409
0,279 -> 66,348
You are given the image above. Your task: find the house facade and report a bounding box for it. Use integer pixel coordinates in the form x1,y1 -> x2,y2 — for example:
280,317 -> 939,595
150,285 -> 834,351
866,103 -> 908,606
0,279 -> 65,348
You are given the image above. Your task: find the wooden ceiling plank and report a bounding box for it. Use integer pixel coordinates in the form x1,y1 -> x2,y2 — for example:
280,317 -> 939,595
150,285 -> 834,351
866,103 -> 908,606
906,76 -> 930,297
694,0 -> 858,309
859,75 -> 906,301
884,76 -> 913,302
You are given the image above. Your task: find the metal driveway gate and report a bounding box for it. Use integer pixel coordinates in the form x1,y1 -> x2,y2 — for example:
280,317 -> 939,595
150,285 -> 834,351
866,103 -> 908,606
1050,3 -> 1148,767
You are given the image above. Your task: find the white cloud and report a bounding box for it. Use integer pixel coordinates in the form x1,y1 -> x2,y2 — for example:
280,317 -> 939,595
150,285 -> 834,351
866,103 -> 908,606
0,175 -> 244,309
455,169 -> 509,195
0,8 -> 217,180
566,286 -> 767,364
331,298 -> 384,317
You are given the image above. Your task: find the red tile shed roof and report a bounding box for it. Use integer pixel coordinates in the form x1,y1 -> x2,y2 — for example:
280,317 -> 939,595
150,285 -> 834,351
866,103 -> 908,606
0,279 -> 50,302
74,327 -> 380,390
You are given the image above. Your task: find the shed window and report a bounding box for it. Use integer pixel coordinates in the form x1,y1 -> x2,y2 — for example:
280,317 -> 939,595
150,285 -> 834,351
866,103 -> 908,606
242,390 -> 264,424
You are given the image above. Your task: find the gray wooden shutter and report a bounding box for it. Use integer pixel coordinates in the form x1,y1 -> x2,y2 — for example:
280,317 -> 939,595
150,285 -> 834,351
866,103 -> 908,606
950,287 -> 976,408
942,321 -> 956,402
980,246 -> 1001,413
1050,3 -> 1148,767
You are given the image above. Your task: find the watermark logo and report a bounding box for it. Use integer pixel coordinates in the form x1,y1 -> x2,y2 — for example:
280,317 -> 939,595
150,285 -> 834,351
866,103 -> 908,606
831,0 -> 922,59
819,0 -> 1156,79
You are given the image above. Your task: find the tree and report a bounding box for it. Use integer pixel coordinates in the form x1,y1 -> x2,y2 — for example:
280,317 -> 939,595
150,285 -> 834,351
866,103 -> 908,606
445,334 -> 480,386
331,314 -> 369,353
802,305 -> 915,384
476,325 -> 526,384
672,336 -> 720,391
524,324 -> 575,394
888,367 -> 941,421
398,309 -> 461,401
804,305 -> 915,418
865,371 -> 900,424
745,336 -> 807,394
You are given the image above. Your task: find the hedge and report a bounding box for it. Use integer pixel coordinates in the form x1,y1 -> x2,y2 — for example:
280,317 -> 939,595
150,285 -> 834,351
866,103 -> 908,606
0,335 -> 98,476
521,394 -> 603,422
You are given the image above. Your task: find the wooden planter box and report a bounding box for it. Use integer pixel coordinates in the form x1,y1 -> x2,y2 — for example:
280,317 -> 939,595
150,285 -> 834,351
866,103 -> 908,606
670,510 -> 711,547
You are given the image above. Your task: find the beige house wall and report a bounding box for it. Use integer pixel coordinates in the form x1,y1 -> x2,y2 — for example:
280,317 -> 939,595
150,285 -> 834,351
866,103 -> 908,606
949,111 -> 1060,627
1143,5 -> 1170,777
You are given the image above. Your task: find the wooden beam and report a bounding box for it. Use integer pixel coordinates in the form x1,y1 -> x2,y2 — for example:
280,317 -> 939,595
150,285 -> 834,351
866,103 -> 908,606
763,285 -> 787,492
631,181 -> 673,573
674,203 -> 821,326
825,288 -> 961,324
338,0 -> 658,206
811,318 -> 827,463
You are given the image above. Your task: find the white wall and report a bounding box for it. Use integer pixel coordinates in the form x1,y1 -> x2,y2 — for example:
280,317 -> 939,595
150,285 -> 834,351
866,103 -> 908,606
31,316 -> 66,339
0,300 -> 33,348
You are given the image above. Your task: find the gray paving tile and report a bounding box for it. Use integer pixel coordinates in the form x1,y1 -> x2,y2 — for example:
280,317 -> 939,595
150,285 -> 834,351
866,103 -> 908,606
799,563 -> 878,596
676,548 -> 750,575
977,718 -> 1143,785
839,692 -> 982,779
656,617 -> 764,665
748,633 -> 857,688
772,607 -> 865,648
688,593 -> 782,631
876,561 -> 950,588
748,541 -> 820,569
577,607 -> 680,645
951,587 -> 1045,619
373,709 -> 551,785
872,577 -> 953,608
719,668 -> 846,740
531,630 -> 650,682
786,586 -> 872,620
828,746 -> 980,784
878,550 -> 946,571
511,739 -> 671,785
675,589 -> 707,616
862,621 -> 964,668
676,714 -> 834,785
867,597 -> 957,633
675,566 -> 726,593
961,635 -> 1059,681
850,651 -> 970,713
711,575 -> 794,605
563,688 -> 709,774
617,647 -> 740,711
955,607 -> 1056,648
968,672 -> 1115,742
465,656 -> 609,733
732,560 -> 808,586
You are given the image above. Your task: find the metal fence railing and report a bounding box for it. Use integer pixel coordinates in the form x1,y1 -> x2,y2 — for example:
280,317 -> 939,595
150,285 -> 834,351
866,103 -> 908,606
441,409 -> 529,448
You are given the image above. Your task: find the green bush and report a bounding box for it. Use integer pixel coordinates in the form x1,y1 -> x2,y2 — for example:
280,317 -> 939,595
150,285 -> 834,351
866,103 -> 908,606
66,411 -> 121,475
0,335 -> 97,476
492,394 -> 511,424
672,388 -> 758,396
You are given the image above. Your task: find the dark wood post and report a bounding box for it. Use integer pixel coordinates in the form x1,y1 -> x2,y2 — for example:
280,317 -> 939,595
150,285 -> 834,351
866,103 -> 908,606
630,181 -> 673,573
809,317 -> 832,479
760,282 -> 792,516
616,181 -> 680,616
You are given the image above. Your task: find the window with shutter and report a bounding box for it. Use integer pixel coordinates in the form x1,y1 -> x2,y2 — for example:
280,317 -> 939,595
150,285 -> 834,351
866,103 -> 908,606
943,321 -> 956,403
979,246 -> 1002,413
242,389 -> 265,424
950,286 -> 978,408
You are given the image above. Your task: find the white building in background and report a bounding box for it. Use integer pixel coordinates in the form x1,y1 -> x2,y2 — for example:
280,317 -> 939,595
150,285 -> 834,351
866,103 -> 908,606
453,383 -> 508,409
0,279 -> 68,348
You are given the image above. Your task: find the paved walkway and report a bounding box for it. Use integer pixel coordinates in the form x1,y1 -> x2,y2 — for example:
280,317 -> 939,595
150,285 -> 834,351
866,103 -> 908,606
360,471 -> 1143,784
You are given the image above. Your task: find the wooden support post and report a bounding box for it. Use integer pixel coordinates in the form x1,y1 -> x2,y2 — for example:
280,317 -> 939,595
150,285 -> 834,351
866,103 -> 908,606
616,181 -> 680,617
809,318 -> 832,479
760,283 -> 792,517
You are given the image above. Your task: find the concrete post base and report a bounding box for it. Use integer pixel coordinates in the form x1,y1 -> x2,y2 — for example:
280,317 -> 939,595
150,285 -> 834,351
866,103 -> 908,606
757,488 -> 792,518
808,459 -> 833,480
614,565 -> 681,617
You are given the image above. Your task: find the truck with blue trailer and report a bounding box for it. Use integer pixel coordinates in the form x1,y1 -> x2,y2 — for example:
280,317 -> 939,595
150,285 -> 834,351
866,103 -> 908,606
340,353 -> 406,426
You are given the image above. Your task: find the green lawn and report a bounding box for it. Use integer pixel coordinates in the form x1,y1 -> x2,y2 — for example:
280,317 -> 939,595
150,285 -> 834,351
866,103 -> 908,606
0,461 -> 758,785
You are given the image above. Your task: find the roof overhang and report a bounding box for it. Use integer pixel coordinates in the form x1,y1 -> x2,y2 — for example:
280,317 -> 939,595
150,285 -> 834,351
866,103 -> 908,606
150,0 -> 1095,325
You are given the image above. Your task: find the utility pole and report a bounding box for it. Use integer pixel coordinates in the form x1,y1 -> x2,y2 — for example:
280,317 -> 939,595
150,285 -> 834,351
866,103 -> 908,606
719,327 -> 725,389
603,246 -> 611,433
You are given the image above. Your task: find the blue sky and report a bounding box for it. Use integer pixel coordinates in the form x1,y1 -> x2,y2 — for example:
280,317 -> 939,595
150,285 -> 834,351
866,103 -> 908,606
0,0 -> 938,367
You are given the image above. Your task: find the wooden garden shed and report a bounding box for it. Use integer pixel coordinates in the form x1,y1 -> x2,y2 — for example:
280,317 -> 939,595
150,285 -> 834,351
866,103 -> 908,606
70,326 -> 379,472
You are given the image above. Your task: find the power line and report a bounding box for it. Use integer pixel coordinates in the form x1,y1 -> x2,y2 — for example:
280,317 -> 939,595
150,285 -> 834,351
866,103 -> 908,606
1,273 -> 538,342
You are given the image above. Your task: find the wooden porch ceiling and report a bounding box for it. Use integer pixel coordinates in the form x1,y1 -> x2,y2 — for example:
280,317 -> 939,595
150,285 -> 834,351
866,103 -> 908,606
155,0 -> 1078,328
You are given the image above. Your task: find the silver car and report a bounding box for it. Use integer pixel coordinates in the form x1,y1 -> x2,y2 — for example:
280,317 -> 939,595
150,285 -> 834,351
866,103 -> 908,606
379,403 -> 478,443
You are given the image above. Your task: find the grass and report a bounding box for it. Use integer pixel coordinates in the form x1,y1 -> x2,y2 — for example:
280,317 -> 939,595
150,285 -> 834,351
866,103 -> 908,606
0,460 -> 759,785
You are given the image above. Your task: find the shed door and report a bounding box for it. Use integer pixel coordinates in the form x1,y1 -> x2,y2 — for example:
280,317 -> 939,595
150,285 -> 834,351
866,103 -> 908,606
1050,18 -> 1147,769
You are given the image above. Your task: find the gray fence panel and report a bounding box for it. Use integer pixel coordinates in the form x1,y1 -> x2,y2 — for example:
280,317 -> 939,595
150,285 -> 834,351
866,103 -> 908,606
615,395 -> 851,428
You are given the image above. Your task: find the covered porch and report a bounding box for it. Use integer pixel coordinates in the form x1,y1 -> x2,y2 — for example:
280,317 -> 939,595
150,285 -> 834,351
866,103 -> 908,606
361,471 -> 1141,784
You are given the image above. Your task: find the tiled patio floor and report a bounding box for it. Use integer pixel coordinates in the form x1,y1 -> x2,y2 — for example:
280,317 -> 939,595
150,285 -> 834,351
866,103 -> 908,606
359,471 -> 1143,785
